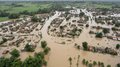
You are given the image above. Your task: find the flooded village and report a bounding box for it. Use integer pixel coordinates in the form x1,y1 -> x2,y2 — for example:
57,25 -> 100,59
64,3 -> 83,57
0,2 -> 120,67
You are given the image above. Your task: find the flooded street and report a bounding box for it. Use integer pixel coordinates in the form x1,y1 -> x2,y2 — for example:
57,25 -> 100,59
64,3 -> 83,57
0,8 -> 120,67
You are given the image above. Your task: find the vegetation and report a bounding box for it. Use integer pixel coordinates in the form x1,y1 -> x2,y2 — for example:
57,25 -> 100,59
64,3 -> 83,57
89,63 -> 93,67
77,45 -> 80,49
116,44 -> 120,49
117,63 -> 120,67
82,59 -> 86,64
82,42 -> 88,50
41,41 -> 47,48
86,24 -> 89,27
107,65 -> 111,67
69,57 -> 72,65
31,16 -> 41,22
44,47 -> 51,54
96,32 -> 102,38
0,38 -> 8,45
75,43 -> 77,46
8,13 -> 20,19
79,12 -> 84,17
103,28 -> 109,33
25,43 -> 34,52
93,61 -> 97,65
10,49 -> 20,57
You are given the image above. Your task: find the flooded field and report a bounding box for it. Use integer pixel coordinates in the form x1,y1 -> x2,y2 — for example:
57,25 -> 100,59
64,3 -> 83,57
0,8 -> 120,67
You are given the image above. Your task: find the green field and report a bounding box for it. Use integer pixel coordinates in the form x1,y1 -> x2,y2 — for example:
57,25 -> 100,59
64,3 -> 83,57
6,3 -> 51,13
0,15 -> 29,22
0,17 -> 11,22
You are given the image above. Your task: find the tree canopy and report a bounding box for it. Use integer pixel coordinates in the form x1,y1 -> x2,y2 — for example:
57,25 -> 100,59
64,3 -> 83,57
10,49 -> 20,57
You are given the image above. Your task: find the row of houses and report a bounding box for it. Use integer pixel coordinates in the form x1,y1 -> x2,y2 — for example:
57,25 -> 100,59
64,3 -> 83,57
87,46 -> 117,55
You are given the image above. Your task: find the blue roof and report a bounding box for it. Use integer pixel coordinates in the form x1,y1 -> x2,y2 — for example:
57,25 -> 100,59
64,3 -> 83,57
0,56 -> 4,59
95,32 -> 98,33
102,34 -> 105,36
29,43 -> 31,45
76,33 -> 78,35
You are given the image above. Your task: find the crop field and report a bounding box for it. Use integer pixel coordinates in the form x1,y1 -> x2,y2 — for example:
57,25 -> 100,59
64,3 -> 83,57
6,3 -> 51,13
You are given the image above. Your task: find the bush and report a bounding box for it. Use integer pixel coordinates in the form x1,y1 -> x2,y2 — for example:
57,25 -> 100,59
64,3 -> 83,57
25,43 -> 34,52
77,45 -> 80,49
43,60 -> 47,66
103,28 -> 109,33
44,47 -> 51,54
116,44 -> 120,49
41,41 -> 47,48
10,49 -> 20,57
86,24 -> 89,27
2,38 -> 7,42
112,27 -> 116,31
107,65 -> 111,67
117,63 -> 120,67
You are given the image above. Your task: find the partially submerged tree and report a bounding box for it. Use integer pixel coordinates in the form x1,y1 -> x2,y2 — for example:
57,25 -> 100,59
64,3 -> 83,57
41,41 -> 47,48
10,49 -> 20,57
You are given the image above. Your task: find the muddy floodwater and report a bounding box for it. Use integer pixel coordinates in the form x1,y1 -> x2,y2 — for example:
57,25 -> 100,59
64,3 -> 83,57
0,8 -> 120,67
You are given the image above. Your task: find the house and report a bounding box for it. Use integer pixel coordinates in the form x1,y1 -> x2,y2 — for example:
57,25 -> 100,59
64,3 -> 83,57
8,37 -> 15,40
108,49 -> 116,54
107,36 -> 113,39
92,26 -> 97,28
78,24 -> 84,26
97,47 -> 105,53
89,31 -> 94,34
9,42 -> 15,46
117,38 -> 120,41
87,46 -> 93,51
113,37 -> 117,40
116,34 -> 120,37
2,50 -> 9,54
71,24 -> 76,27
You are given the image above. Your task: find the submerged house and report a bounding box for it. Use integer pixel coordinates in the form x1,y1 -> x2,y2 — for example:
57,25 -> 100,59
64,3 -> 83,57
96,47 -> 105,53
8,37 -> 15,40
107,36 -> 113,39
2,50 -> 9,54
87,46 -> 93,51
9,42 -> 15,46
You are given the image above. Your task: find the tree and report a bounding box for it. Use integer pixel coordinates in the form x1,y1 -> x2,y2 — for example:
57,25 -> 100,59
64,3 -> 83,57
79,12 -> 84,17
77,45 -> 80,49
97,26 -> 100,29
31,16 -> 41,22
23,56 -> 42,67
44,47 -> 51,54
25,43 -> 34,52
34,51 -> 45,59
10,49 -> 20,57
115,23 -> 120,27
82,42 -> 88,50
96,32 -> 102,38
105,47 -> 109,53
112,27 -> 116,31
75,43 -> 77,46
98,61 -> 101,66
69,57 -> 72,61
78,29 -> 82,33
93,61 -> 97,65
8,13 -> 20,19
112,20 -> 115,24
89,63 -> 93,67
116,44 -> 120,49
103,28 -> 109,33
43,60 -> 47,66
117,63 -> 120,67
107,65 -> 111,67
82,59 -> 85,64
108,22 -> 110,25
41,41 -> 47,48
86,24 -> 89,27
86,61 -> 88,65
2,38 -> 7,42
60,26 -> 63,29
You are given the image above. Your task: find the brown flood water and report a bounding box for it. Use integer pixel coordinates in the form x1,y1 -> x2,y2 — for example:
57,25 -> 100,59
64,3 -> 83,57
0,9 -> 120,67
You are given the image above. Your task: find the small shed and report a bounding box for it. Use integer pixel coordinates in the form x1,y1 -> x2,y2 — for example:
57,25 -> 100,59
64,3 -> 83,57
107,36 -> 113,39
8,37 -> 15,40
